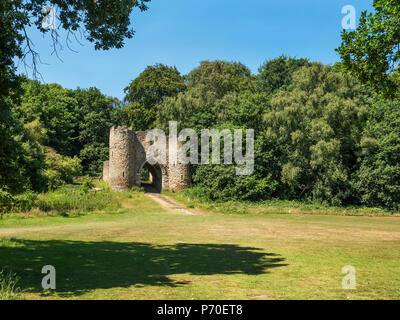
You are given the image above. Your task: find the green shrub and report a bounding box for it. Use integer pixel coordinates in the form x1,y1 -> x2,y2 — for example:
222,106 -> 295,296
44,150 -> 82,191
58,156 -> 82,184
13,191 -> 38,212
0,189 -> 14,219
81,176 -> 94,194
193,165 -> 277,202
36,185 -> 120,214
42,169 -> 63,191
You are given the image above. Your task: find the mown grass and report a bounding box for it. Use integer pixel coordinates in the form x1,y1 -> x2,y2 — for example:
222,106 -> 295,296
0,187 -> 399,300
165,187 -> 399,216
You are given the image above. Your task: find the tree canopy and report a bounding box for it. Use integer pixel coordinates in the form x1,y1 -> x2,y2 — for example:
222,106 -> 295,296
336,0 -> 400,97
1,0 -> 151,191
122,64 -> 186,131
257,55 -> 310,94
156,60 -> 255,131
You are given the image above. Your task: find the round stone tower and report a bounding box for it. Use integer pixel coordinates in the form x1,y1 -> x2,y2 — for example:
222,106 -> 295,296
167,162 -> 191,191
108,127 -> 136,191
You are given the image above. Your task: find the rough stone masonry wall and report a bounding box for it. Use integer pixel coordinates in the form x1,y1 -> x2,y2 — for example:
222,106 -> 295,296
168,162 -> 191,191
105,126 -> 191,192
134,130 -> 171,190
108,127 -> 136,191
102,161 -> 109,182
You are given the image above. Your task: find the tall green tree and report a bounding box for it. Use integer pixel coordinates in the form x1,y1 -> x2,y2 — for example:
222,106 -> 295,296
74,87 -> 119,175
0,1 -> 25,192
336,0 -> 400,97
157,60 -> 255,131
257,55 -> 310,95
263,63 -> 371,205
19,119 -> 48,191
123,64 -> 186,130
354,98 -> 400,210
18,81 -> 77,156
124,64 -> 186,107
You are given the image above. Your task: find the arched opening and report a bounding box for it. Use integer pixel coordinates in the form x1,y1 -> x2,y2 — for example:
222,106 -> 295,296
139,162 -> 163,193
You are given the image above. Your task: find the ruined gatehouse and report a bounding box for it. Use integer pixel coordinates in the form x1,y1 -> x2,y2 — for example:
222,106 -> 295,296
102,127 -> 191,192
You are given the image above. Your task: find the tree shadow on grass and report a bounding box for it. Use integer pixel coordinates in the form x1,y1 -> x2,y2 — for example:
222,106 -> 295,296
0,239 -> 287,297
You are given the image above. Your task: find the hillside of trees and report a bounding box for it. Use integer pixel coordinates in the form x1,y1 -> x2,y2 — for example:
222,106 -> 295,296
1,57 -> 399,211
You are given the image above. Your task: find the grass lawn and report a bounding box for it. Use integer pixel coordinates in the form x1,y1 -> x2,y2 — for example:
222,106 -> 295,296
1,190 -> 399,300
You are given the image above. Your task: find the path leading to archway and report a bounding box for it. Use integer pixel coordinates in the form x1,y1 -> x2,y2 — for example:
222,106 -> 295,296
145,192 -> 195,215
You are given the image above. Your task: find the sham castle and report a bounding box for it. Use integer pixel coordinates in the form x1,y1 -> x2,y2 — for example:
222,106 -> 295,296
103,127 -> 191,192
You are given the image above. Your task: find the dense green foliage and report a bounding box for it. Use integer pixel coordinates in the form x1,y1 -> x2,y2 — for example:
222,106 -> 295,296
17,81 -> 118,176
122,64 -> 186,130
156,60 -> 255,131
257,55 -> 310,94
0,0 -> 152,194
261,64 -> 371,205
0,0 -> 399,211
189,61 -> 376,206
2,56 -> 400,211
336,0 -> 400,97
354,99 -> 400,209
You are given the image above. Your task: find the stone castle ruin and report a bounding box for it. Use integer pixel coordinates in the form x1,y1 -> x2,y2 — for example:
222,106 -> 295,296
102,127 -> 191,192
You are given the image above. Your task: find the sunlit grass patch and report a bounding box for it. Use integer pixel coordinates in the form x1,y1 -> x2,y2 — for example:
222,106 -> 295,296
1,193 -> 400,299
0,238 -> 25,248
0,270 -> 22,300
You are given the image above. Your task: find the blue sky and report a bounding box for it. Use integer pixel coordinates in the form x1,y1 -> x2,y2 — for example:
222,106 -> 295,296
18,0 -> 373,99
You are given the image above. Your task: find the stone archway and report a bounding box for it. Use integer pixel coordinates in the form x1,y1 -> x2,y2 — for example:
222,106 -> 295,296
138,161 -> 164,193
103,126 -> 191,192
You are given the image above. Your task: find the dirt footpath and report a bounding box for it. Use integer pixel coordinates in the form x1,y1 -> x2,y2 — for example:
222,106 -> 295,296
145,192 -> 195,215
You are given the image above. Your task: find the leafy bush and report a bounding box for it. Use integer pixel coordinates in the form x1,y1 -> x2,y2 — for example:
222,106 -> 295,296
43,149 -> 82,191
193,164 -> 277,201
36,185 -> 120,214
12,191 -> 38,212
0,189 -> 14,219
42,169 -> 63,191
81,176 -> 94,194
